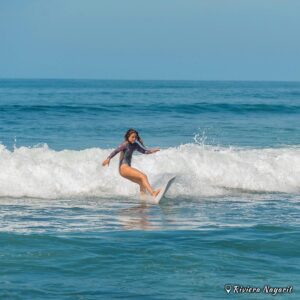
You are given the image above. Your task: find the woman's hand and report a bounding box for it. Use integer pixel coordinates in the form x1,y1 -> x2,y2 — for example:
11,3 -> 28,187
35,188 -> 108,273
102,158 -> 110,167
150,148 -> 160,154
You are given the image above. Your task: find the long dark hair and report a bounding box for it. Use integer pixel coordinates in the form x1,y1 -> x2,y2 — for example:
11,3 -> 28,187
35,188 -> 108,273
124,128 -> 146,147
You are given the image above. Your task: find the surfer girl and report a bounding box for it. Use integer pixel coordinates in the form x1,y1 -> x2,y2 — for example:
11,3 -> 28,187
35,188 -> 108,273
102,128 -> 161,199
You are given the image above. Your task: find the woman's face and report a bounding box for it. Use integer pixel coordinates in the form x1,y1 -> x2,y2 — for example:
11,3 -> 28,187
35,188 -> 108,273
128,132 -> 137,144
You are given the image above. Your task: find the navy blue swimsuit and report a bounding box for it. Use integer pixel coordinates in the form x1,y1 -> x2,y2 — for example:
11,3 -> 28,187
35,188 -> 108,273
107,141 -> 151,168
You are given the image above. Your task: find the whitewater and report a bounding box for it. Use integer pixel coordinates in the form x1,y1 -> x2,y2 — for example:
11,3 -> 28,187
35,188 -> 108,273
0,143 -> 299,199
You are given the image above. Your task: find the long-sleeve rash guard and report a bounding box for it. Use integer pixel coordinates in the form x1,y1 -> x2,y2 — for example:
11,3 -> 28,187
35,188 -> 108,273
107,141 -> 151,167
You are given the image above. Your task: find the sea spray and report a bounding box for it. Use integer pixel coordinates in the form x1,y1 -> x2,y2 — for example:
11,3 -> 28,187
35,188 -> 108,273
0,143 -> 299,199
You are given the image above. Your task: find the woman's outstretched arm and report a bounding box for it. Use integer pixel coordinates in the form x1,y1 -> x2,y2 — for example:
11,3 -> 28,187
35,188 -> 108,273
102,142 -> 127,166
135,142 -> 160,154
107,142 -> 127,159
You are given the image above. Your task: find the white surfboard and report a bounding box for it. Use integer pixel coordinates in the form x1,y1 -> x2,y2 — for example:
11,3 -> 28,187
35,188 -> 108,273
152,175 -> 176,204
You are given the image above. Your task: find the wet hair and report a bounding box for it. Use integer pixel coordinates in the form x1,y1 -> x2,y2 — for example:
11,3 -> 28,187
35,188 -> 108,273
124,128 -> 146,147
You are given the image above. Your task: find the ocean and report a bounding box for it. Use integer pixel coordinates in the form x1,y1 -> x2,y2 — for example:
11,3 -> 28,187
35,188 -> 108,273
0,79 -> 299,299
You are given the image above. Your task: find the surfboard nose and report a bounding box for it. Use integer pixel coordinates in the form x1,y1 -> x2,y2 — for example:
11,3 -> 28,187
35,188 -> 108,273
152,175 -> 176,204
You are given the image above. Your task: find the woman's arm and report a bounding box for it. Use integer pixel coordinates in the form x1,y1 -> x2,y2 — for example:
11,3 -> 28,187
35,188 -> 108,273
107,142 -> 127,159
135,142 -> 160,154
103,142 -> 127,167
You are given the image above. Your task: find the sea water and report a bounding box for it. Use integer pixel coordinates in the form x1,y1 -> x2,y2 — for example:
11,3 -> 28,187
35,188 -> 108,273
0,79 -> 299,299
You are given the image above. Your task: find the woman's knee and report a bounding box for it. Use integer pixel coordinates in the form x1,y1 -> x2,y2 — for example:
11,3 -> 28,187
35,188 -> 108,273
140,174 -> 148,182
121,166 -> 147,182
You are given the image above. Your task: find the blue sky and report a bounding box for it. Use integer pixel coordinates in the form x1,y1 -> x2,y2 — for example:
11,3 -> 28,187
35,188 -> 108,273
1,0 -> 299,81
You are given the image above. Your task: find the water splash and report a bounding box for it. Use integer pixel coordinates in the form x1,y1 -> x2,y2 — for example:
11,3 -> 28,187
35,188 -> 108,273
0,143 -> 299,199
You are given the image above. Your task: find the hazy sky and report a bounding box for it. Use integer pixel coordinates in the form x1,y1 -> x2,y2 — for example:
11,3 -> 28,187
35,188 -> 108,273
1,0 -> 299,81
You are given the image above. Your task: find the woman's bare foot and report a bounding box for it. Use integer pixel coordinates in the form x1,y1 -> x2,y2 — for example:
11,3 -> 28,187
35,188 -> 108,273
152,189 -> 161,198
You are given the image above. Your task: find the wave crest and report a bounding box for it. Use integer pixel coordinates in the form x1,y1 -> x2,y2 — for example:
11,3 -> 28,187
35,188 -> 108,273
0,143 -> 299,199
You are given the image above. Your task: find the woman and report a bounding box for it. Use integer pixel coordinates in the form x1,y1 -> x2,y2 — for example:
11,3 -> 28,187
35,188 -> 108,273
102,128 -> 161,199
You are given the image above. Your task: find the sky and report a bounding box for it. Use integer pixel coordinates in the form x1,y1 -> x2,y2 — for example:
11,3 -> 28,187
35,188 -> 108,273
0,0 -> 300,81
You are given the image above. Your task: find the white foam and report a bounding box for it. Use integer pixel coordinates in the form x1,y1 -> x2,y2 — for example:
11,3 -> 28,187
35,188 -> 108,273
0,143 -> 299,199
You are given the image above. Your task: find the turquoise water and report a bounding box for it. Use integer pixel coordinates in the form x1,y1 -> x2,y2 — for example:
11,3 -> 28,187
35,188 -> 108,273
0,80 -> 299,299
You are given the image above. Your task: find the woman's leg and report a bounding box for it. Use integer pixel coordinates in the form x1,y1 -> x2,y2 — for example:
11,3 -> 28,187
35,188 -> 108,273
122,173 -> 146,196
120,165 -> 160,197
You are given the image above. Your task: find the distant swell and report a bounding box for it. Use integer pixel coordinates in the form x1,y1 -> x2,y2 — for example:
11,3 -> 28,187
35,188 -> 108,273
0,143 -> 299,199
0,103 -> 299,115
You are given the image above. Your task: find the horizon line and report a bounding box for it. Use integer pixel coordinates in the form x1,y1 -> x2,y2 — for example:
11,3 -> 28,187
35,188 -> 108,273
0,77 -> 300,83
